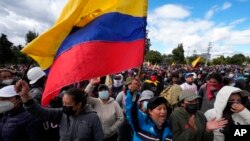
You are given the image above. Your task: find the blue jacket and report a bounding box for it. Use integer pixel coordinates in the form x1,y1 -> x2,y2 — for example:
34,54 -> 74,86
125,90 -> 172,141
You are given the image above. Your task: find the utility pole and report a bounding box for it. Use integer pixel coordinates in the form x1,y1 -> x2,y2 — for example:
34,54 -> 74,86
205,42 -> 212,67
187,46 -> 190,64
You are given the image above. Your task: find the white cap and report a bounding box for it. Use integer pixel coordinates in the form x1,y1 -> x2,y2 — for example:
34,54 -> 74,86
0,85 -> 18,98
139,90 -> 154,102
191,72 -> 197,79
228,73 -> 234,78
27,67 -> 46,84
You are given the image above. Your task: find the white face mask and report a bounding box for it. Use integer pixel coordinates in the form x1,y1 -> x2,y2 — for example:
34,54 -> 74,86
0,101 -> 14,113
2,79 -> 14,85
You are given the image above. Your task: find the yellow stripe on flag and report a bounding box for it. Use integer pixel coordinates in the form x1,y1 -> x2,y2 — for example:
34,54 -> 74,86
22,0 -> 148,70
192,56 -> 202,67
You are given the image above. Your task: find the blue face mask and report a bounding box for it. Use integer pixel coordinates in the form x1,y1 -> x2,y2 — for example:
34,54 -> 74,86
98,90 -> 109,100
143,101 -> 148,111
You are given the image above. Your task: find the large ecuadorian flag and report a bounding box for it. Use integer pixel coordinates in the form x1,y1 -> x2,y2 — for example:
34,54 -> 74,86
22,0 -> 148,106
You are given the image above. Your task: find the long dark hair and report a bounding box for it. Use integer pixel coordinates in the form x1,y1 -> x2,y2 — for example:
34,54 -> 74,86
222,93 -> 243,140
65,88 -> 87,108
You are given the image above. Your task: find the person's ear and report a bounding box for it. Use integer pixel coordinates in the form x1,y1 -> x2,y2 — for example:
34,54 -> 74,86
148,109 -> 152,115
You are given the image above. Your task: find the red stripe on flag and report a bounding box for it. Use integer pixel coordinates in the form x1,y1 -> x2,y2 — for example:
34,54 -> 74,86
41,40 -> 145,106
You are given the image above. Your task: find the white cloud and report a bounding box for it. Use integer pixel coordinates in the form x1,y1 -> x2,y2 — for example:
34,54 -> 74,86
230,29 -> 250,45
229,18 -> 247,26
152,4 -> 190,19
148,4 -> 250,58
205,9 -> 215,20
222,2 -> 232,10
205,2 -> 232,19
0,0 -> 67,45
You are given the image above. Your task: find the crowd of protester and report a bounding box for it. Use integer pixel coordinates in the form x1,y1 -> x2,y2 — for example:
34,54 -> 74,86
1,64 -> 250,141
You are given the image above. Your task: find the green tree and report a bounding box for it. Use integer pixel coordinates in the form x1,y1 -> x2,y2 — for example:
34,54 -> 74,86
172,43 -> 185,64
21,30 -> 39,64
0,34 -> 14,64
145,50 -> 163,64
25,30 -> 39,44
227,54 -> 245,65
212,56 -> 225,65
162,54 -> 173,65
224,56 -> 231,64
12,45 -> 31,64
245,56 -> 250,64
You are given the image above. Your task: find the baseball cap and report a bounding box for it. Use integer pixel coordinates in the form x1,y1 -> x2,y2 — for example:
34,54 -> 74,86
147,96 -> 168,110
184,73 -> 194,78
179,90 -> 200,101
138,90 -> 154,102
0,85 -> 18,98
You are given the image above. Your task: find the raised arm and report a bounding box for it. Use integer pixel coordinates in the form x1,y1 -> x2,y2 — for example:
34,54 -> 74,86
15,80 -> 63,123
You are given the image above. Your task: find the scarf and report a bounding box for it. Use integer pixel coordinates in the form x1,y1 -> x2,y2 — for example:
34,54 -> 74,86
206,83 -> 223,101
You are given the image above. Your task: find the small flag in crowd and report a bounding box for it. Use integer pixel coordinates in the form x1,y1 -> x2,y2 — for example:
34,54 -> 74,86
192,56 -> 202,68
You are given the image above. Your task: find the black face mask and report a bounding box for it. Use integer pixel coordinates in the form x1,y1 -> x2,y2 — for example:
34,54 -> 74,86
185,103 -> 199,114
63,106 -> 76,116
224,102 -> 234,115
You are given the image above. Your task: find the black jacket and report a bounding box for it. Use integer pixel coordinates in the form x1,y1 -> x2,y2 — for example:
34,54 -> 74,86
0,106 -> 45,141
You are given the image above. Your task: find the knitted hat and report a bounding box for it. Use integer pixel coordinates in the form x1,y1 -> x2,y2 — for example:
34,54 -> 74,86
147,96 -> 168,110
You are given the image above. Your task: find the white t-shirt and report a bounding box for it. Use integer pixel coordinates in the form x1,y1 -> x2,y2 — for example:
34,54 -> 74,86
180,82 -> 198,94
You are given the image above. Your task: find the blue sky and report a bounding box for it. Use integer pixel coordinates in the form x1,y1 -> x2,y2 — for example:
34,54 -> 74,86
0,0 -> 249,58
147,0 -> 250,57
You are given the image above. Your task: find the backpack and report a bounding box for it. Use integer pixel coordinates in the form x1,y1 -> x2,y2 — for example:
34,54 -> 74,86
160,84 -> 182,107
